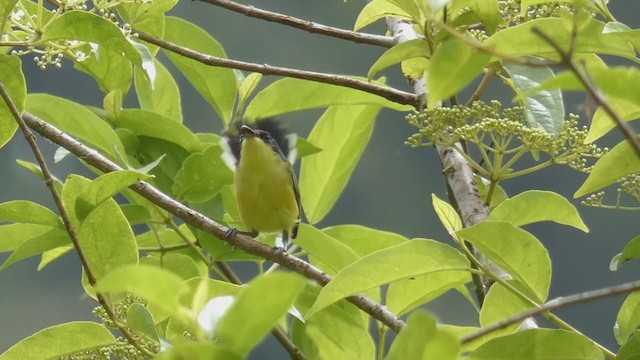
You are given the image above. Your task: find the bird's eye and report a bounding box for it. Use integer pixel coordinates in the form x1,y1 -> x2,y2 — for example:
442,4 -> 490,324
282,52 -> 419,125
260,133 -> 271,141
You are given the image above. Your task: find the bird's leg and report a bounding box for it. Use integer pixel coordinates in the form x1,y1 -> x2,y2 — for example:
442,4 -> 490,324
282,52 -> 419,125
224,228 -> 259,252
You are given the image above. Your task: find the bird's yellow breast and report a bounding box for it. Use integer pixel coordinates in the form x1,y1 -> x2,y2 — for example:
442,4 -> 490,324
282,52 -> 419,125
235,138 -> 299,234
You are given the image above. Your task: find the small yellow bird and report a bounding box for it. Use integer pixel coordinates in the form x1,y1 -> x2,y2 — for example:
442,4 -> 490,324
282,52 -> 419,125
226,123 -> 301,249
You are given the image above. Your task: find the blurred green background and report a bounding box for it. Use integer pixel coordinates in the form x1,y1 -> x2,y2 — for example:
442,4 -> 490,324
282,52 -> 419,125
0,1 -> 638,358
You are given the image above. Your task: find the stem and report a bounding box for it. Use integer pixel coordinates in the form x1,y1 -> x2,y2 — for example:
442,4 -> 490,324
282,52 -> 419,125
0,82 -> 155,358
196,0 -> 394,48
377,325 -> 388,360
134,31 -> 417,108
139,243 -> 193,252
465,67 -> 497,107
499,157 -> 557,180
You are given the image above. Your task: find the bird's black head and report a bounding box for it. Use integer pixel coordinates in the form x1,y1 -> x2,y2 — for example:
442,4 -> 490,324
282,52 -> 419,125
225,118 -> 292,164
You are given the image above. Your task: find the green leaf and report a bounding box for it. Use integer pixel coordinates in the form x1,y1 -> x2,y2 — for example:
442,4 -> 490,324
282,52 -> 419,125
432,193 -> 463,234
451,0 -> 501,34
0,228 -> 69,270
0,223 -> 53,253
135,59 -> 183,122
322,224 -> 408,257
386,267 -> 470,316
26,94 -> 125,160
457,221 -> 551,302
292,284 -> 373,360
38,245 -> 73,270
368,39 -> 430,80
386,311 -> 437,360
120,204 -> 154,225
307,239 -> 469,317
127,303 -> 159,342
618,330 -> 640,360
484,17 -> 637,61
574,140 -> 640,198
296,137 -> 323,158
73,43 -> 133,94
503,63 -> 565,136
479,283 -> 534,335
180,278 -> 241,308
95,264 -> 187,318
172,145 -> 233,202
300,104 -> 380,224
118,0 -> 178,25
0,321 -> 116,360
616,292 -> 640,344
155,343 -> 241,360
467,329 -> 603,360
163,17 -> 236,124
489,190 -> 588,232
245,78 -> 412,120
0,54 -> 25,148
41,11 -> 150,71
294,224 -> 361,275
386,311 -> 460,360
428,39 -> 491,107
237,72 -> 262,113
75,170 -> 153,221
354,0 -> 412,31
611,235 -> 640,270
0,200 -> 61,227
216,272 -> 306,357
586,99 -> 640,143
78,197 -> 138,282
141,253 -> 206,281
118,109 -> 202,153
0,0 -> 17,32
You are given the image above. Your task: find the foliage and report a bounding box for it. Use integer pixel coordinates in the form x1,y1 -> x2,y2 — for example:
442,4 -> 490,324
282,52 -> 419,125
0,0 -> 638,359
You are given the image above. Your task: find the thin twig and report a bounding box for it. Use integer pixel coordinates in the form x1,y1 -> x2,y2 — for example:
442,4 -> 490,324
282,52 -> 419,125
196,0 -> 395,48
22,112 -> 407,334
465,67 -> 497,107
0,83 -> 155,358
134,31 -> 418,108
462,279 -> 640,343
531,27 -> 640,158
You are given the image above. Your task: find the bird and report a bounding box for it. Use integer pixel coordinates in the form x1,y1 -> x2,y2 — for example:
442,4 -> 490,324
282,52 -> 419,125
223,120 -> 301,250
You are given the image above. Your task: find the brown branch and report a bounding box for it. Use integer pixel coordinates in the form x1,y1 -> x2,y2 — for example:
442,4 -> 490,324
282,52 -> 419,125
531,27 -> 640,158
134,31 -> 418,108
462,279 -> 640,343
0,83 -> 155,357
22,112 -> 407,334
196,0 -> 395,48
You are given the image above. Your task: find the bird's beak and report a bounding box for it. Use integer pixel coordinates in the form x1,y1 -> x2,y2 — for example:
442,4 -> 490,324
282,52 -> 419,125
240,125 -> 256,138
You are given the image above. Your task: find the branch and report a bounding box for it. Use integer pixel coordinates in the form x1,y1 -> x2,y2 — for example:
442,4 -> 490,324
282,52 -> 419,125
531,27 -> 640,158
196,0 -> 395,48
462,279 -> 640,343
21,112 -> 407,334
0,83 -> 155,357
134,31 -> 418,108
383,15 -> 536,327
